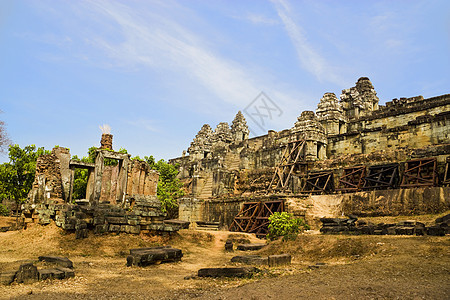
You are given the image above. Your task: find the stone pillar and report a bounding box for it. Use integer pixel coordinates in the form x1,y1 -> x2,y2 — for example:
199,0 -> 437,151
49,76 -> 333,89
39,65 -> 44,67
100,134 -> 113,150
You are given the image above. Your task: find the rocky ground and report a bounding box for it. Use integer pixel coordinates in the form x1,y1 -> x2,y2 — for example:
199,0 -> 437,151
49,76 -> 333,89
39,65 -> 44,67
0,215 -> 449,300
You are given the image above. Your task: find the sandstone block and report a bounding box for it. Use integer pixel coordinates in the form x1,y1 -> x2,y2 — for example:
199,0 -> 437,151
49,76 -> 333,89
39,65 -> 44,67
268,254 -> 291,267
231,255 -> 268,265
127,246 -> 183,267
236,243 -> 266,251
0,272 -> 16,285
225,240 -> 233,252
16,263 -> 38,284
56,267 -> 75,278
76,228 -> 88,239
38,256 -> 74,269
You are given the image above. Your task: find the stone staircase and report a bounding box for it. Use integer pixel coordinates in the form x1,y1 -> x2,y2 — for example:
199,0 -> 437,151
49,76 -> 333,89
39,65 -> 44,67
226,153 -> 241,170
195,221 -> 220,231
197,175 -> 213,200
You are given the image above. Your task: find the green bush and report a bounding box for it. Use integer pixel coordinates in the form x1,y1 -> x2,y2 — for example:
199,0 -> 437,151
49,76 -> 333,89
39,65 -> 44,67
267,212 -> 309,241
0,204 -> 10,216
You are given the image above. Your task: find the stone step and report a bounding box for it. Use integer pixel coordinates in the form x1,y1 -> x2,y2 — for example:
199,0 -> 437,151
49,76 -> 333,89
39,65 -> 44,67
196,226 -> 218,231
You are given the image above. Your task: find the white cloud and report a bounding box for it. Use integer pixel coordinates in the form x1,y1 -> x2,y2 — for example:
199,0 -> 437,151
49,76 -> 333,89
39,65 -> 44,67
127,119 -> 158,132
68,1 -> 306,126
271,0 -> 347,86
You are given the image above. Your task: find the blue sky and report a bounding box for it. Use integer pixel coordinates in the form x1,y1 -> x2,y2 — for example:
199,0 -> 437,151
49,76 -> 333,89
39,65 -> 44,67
0,0 -> 449,162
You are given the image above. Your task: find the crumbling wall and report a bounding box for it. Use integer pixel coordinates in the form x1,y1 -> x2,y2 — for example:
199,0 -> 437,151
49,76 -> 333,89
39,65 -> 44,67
28,152 -> 64,204
126,160 -> 158,197
24,138 -> 180,236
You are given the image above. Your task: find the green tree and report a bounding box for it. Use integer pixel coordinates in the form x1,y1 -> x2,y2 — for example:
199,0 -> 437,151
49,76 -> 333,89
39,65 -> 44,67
0,110 -> 11,153
145,156 -> 184,218
267,212 -> 309,241
0,144 -> 49,216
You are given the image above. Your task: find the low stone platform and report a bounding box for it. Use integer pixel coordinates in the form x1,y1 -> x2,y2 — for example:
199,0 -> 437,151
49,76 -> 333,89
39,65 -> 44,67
38,256 -> 74,268
126,246 -> 183,267
236,243 -> 266,251
231,254 -> 292,267
231,255 -> 268,265
197,267 -> 257,278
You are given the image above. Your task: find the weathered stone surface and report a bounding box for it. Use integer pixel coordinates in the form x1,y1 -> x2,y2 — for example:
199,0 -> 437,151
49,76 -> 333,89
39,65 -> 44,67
38,268 -> 65,280
56,267 -> 75,278
127,246 -> 183,267
75,228 -> 88,239
0,272 -> 16,285
225,240 -> 233,252
197,267 -> 257,278
38,256 -> 73,269
231,255 -> 268,265
163,219 -> 190,229
16,263 -> 38,284
268,254 -> 292,267
236,243 -> 266,251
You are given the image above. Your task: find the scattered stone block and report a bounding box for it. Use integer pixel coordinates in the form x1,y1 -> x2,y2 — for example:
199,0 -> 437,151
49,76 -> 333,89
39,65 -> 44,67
231,255 -> 268,265
0,272 -> 16,285
38,268 -> 66,280
225,240 -> 233,252
236,243 -> 266,251
16,263 -> 39,284
38,256 -> 74,269
197,267 -> 256,278
127,246 -> 183,267
75,228 -> 88,239
427,226 -> 445,236
94,224 -> 109,234
56,267 -> 75,278
268,254 -> 291,267
163,219 -> 190,229
38,269 -> 55,281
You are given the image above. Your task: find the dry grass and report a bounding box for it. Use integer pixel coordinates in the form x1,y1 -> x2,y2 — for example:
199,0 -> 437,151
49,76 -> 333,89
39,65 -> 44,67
0,217 -> 449,299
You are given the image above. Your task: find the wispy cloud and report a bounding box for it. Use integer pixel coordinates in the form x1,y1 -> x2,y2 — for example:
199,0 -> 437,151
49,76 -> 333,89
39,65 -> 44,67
234,13 -> 279,26
271,0 -> 346,86
127,119 -> 158,132
64,1 -> 306,132
71,0 -> 263,108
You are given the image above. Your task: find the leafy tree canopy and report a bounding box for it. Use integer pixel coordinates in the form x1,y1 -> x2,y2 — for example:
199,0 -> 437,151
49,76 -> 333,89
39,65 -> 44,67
0,110 -> 11,153
267,212 -> 310,241
0,144 -> 49,204
144,155 -> 184,218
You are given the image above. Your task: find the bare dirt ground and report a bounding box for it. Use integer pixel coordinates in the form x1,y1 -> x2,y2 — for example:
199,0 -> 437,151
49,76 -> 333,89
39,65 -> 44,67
0,215 -> 449,300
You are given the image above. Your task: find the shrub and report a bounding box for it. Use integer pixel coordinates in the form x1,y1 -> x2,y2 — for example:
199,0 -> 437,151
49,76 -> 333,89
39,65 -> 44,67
0,203 -> 10,216
267,212 -> 309,241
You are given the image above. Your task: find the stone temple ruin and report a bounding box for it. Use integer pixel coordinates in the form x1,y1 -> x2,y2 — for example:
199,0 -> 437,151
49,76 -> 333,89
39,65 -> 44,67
23,133 -> 186,238
170,77 -> 450,236
20,76 -> 449,238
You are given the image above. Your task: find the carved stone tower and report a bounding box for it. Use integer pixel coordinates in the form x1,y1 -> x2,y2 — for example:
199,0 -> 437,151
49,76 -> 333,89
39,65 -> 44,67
291,111 -> 327,161
231,111 -> 249,143
316,92 -> 346,135
187,124 -> 213,160
340,77 -> 379,119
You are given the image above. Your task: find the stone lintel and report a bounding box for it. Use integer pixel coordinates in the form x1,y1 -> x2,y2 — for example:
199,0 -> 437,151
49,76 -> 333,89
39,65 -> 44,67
69,160 -> 95,169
